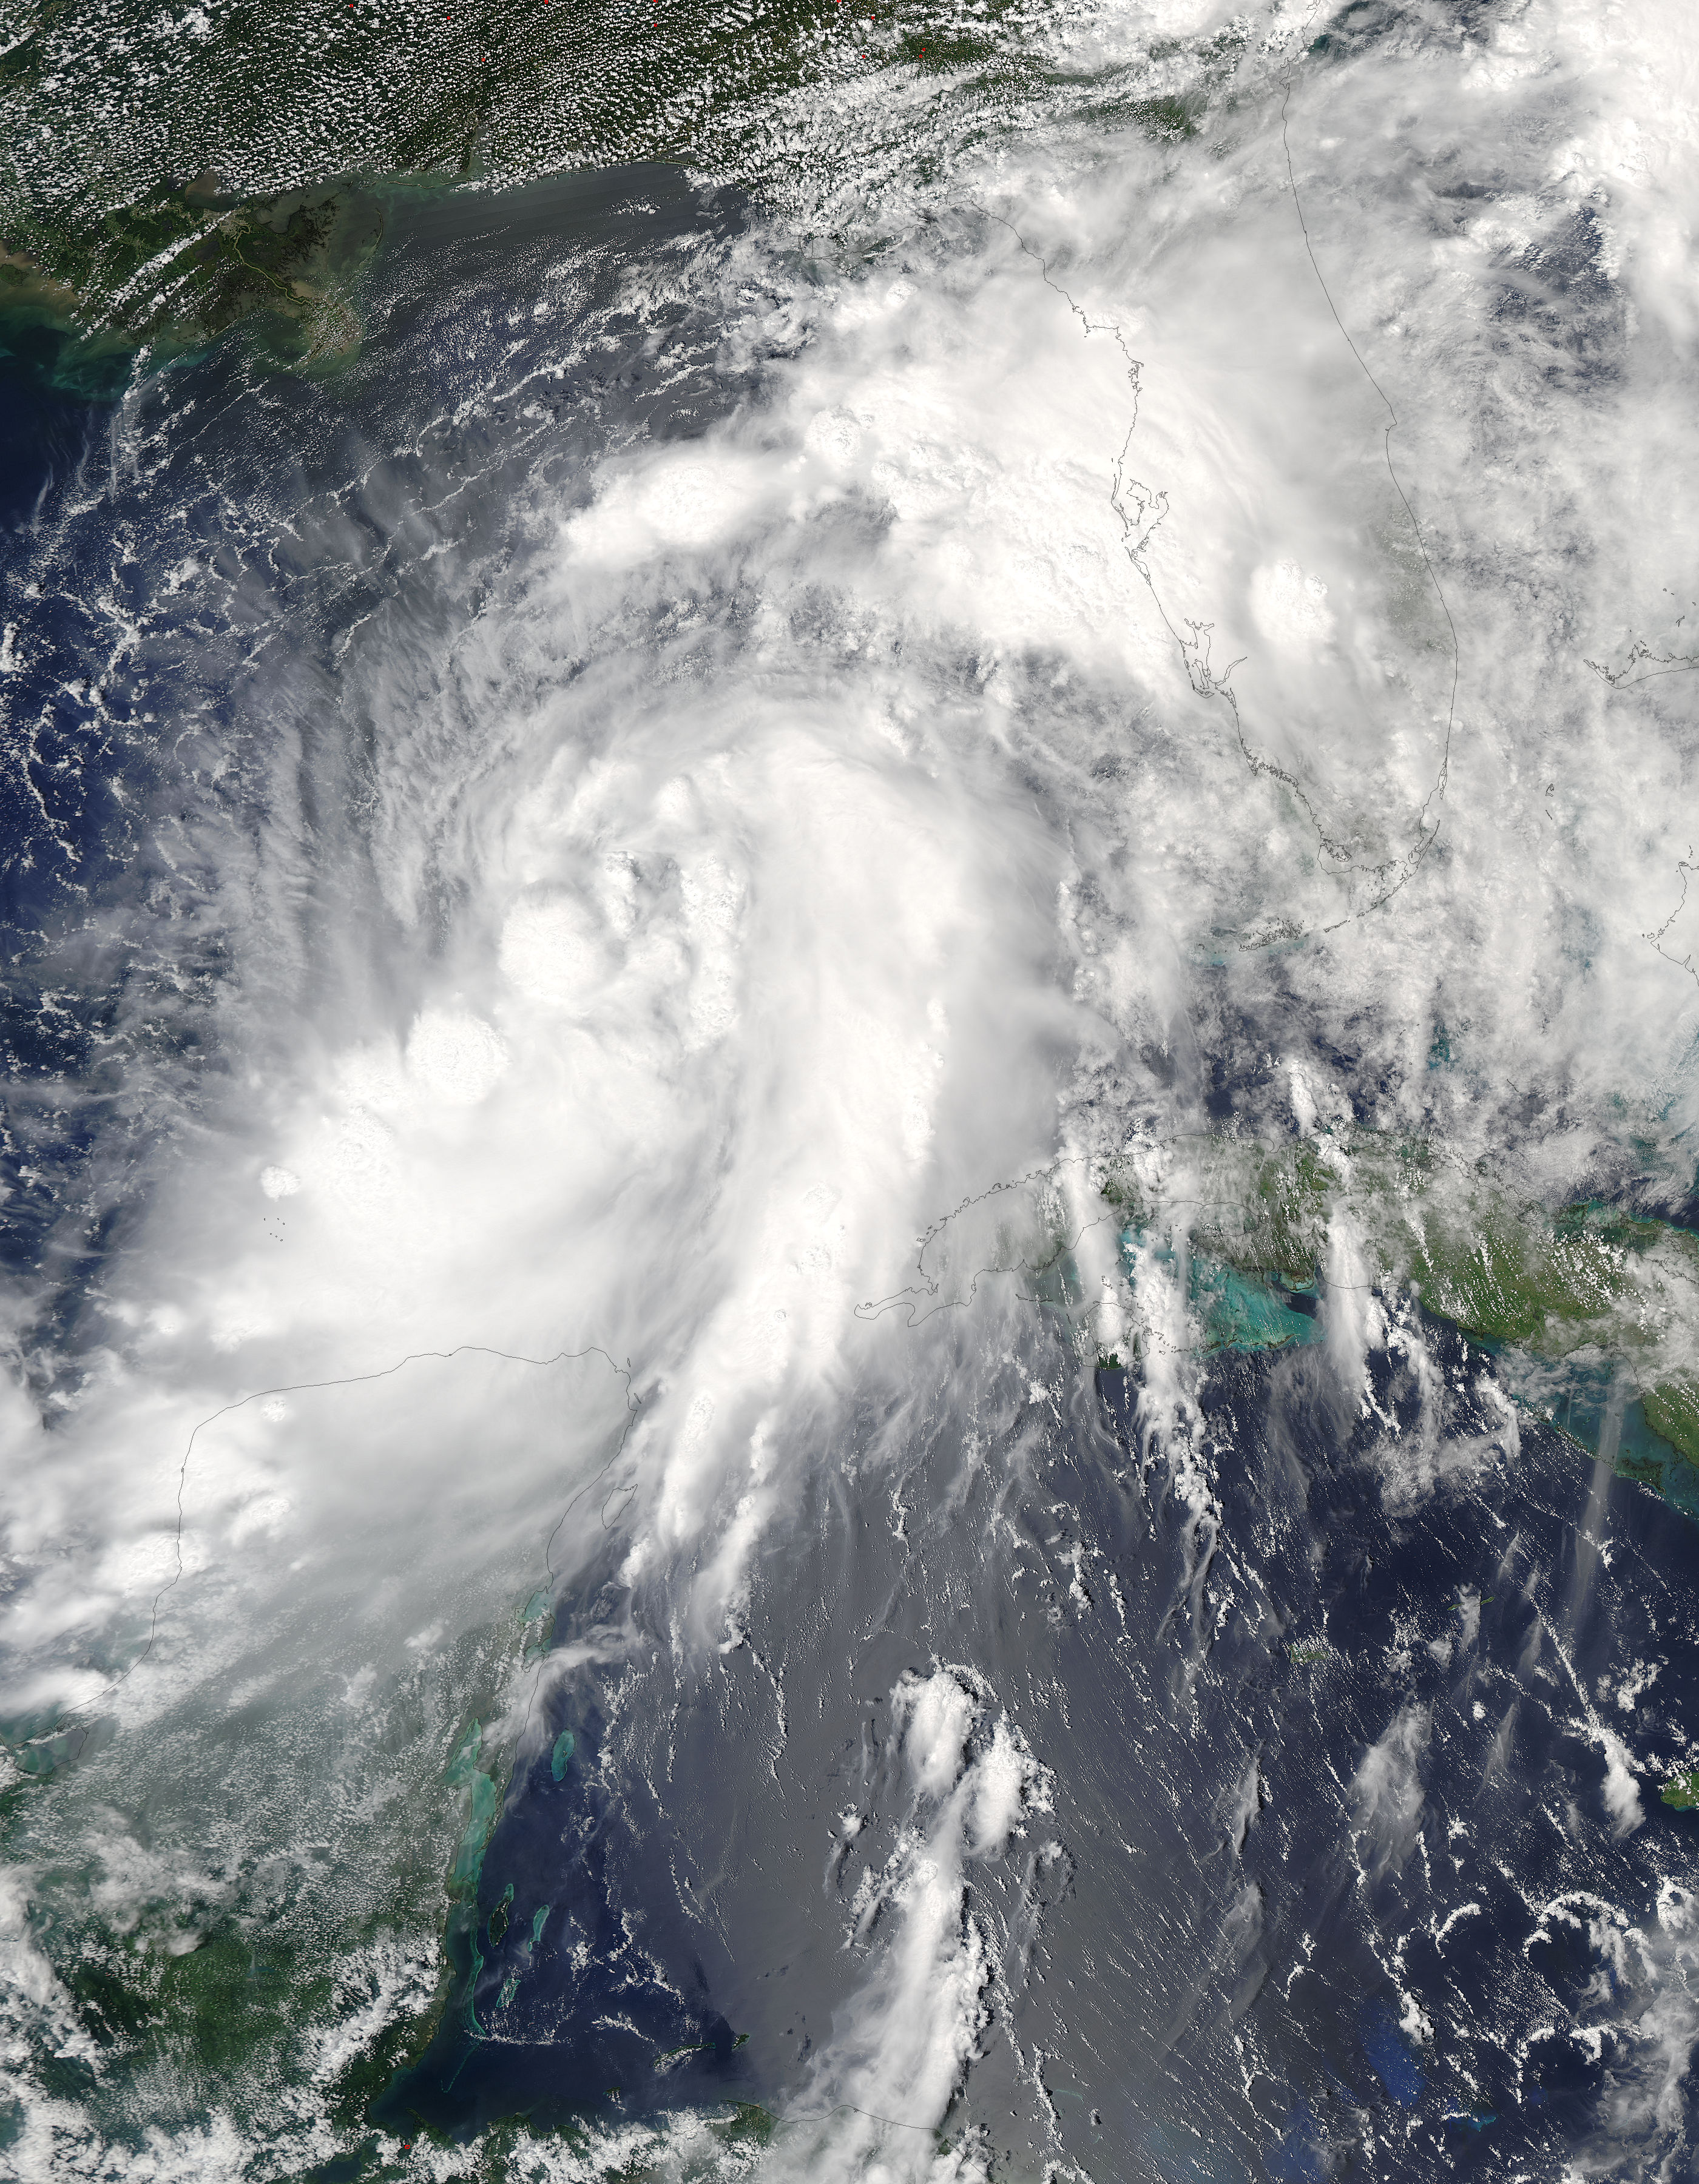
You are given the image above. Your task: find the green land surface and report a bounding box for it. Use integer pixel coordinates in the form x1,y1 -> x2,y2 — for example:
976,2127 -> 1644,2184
0,1596 -> 541,2162
15,2 -> 1686,2160
8,1124 -> 1695,2172
0,0 -> 1253,377
1073,1124 -> 1699,1515
1663,1766 -> 1699,1810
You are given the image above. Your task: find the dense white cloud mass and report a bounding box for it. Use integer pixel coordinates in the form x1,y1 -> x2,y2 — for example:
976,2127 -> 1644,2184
4,0 -> 1699,2176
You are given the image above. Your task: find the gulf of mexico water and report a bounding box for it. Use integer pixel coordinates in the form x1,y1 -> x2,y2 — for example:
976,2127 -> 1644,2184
5,10 -> 1699,2176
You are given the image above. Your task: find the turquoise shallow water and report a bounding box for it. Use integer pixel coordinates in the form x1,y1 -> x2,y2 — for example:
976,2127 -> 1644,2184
0,307 -> 128,530
1545,1370 -> 1699,1523
1119,1228 -> 1325,1357
1190,1260 -> 1325,1355
7,37 -> 1699,2163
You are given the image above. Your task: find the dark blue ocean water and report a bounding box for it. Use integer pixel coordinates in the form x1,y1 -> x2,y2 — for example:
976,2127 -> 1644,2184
0,164 -> 746,1371
0,314 -> 128,533
376,1303 -> 1699,2176
7,165 -> 1698,2182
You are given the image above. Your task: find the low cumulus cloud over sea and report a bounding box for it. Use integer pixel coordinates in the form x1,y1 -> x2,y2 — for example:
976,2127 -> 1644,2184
4,1 -> 1699,2177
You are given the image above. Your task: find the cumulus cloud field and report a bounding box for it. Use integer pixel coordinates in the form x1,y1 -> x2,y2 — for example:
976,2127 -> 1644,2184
4,0 -> 1699,2176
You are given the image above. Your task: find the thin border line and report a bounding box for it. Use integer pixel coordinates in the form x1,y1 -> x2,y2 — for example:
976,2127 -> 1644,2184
1278,74 -> 1461,857
33,1341 -> 639,1765
979,53 -> 1464,941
